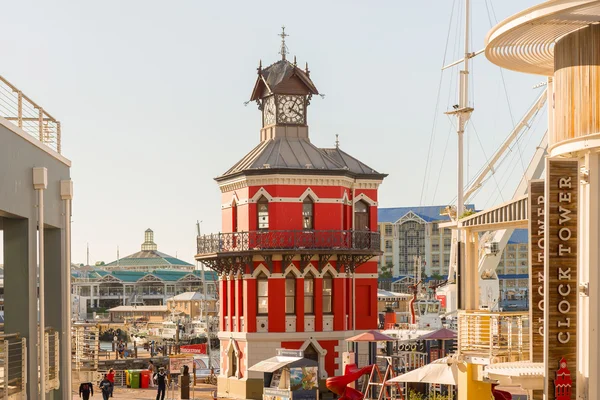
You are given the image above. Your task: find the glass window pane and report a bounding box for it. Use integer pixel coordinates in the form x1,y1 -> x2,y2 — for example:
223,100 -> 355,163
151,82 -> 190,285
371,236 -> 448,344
286,279 -> 295,295
285,297 -> 295,314
304,278 -> 313,293
304,297 -> 314,313
323,277 -> 332,292
323,296 -> 332,313
258,281 -> 268,296
258,297 -> 268,314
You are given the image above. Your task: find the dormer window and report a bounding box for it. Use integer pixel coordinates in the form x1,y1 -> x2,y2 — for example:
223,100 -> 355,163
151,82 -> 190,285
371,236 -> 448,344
303,198 -> 314,230
257,196 -> 269,230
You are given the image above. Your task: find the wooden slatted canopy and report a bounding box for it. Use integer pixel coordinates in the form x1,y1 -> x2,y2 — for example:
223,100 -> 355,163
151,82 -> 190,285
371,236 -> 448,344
485,0 -> 600,75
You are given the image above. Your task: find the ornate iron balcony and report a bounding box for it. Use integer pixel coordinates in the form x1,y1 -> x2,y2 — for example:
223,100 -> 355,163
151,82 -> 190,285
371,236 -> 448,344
196,230 -> 381,256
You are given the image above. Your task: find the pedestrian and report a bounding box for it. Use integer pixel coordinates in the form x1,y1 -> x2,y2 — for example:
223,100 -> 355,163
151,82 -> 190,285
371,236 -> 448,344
154,366 -> 168,400
99,374 -> 112,400
79,380 -> 94,400
148,360 -> 155,388
106,368 -> 115,398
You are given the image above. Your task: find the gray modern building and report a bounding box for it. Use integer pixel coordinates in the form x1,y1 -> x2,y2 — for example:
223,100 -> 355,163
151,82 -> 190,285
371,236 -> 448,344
0,74 -> 72,399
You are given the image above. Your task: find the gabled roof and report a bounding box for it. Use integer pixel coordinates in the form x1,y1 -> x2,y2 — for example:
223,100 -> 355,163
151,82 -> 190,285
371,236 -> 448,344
507,229 -> 528,244
378,205 -> 476,224
250,59 -> 318,101
219,139 -> 387,181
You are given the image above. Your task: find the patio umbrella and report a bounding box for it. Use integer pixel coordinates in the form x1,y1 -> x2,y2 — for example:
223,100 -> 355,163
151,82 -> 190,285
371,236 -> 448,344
419,328 -> 456,340
346,330 -> 397,342
387,357 -> 459,385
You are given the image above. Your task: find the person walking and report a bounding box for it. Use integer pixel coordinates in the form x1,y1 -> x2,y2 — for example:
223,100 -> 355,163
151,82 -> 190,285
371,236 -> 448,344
79,381 -> 94,400
148,360 -> 156,388
106,368 -> 115,397
154,367 -> 168,400
99,374 -> 112,400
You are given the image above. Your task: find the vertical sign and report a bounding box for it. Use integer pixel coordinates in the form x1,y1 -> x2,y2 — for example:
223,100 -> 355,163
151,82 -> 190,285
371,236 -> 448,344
544,159 -> 578,400
529,180 -> 545,400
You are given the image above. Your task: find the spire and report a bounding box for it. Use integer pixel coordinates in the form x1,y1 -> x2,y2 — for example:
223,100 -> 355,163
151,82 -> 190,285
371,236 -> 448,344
335,134 -> 340,148
279,26 -> 289,60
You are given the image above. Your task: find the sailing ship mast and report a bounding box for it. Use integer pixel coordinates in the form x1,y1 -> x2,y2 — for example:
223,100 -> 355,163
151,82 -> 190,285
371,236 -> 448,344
444,0 -> 473,309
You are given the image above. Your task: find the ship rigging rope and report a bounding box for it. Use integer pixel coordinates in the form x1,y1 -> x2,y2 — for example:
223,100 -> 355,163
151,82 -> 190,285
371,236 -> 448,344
419,0 -> 457,206
484,0 -> 527,178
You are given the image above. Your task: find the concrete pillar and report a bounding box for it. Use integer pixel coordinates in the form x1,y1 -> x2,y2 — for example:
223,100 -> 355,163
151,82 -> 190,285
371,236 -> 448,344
44,227 -> 66,400
3,217 -> 39,399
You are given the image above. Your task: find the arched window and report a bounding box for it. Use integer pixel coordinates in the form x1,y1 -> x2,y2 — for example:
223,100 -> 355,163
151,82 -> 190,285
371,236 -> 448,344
304,273 -> 314,314
257,196 -> 269,230
304,343 -> 319,364
257,272 -> 268,315
354,200 -> 370,231
285,273 -> 296,314
303,197 -> 314,230
323,272 -> 333,314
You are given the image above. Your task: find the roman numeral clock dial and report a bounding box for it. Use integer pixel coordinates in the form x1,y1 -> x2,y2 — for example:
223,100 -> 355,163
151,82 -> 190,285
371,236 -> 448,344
277,94 -> 305,124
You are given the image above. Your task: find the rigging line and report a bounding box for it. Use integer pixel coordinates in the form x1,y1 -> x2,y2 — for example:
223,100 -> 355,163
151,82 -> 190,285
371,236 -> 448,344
431,123 -> 455,205
419,0 -> 457,206
468,119 -> 505,203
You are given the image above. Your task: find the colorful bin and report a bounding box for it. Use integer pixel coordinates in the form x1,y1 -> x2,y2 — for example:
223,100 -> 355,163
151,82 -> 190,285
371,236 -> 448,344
129,370 -> 141,389
140,370 -> 151,388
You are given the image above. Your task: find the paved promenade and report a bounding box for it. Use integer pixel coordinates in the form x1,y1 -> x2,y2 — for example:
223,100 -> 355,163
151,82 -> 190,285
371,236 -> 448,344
72,383 -> 216,399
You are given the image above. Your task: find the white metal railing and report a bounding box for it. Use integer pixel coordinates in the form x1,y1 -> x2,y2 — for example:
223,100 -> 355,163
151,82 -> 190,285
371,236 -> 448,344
45,330 -> 60,391
457,310 -> 529,364
0,75 -> 61,153
0,333 -> 27,399
72,324 -> 99,371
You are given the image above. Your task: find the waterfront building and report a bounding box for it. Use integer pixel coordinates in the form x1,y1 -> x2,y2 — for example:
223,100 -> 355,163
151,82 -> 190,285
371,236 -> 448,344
166,291 -> 219,319
455,2 -> 600,398
0,73 -> 73,398
108,305 -> 169,323
102,229 -> 195,272
71,268 -> 218,309
195,33 -> 386,399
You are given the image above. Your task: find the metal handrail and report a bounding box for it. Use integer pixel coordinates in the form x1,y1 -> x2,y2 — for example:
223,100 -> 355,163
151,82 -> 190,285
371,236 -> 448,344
197,230 -> 381,254
0,74 -> 61,153
457,310 -> 529,364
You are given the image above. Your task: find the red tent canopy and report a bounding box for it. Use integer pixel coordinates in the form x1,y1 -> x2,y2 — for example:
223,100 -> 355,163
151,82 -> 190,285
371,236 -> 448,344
346,330 -> 397,342
419,328 -> 457,341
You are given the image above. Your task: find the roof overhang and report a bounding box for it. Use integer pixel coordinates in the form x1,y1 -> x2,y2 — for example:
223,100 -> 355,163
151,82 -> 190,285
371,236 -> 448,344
485,0 -> 600,75
215,168 -> 387,184
484,362 -> 544,390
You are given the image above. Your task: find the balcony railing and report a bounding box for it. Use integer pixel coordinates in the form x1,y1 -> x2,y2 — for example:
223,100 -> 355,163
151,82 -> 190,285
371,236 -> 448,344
45,330 -> 60,391
0,333 -> 26,399
197,230 -> 381,255
0,74 -> 61,153
72,324 -> 99,371
457,310 -> 529,364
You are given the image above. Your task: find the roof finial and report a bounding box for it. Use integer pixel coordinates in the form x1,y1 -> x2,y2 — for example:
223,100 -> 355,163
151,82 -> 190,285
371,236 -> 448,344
279,26 -> 289,60
305,62 -> 310,75
293,55 -> 297,66
335,134 -> 339,148
258,59 -> 262,74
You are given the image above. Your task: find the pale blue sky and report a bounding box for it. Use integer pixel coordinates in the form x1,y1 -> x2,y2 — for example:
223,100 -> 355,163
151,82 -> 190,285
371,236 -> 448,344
0,1 -> 544,265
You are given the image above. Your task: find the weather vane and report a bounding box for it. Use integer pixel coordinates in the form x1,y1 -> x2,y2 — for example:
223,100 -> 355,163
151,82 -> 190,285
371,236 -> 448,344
279,26 -> 289,60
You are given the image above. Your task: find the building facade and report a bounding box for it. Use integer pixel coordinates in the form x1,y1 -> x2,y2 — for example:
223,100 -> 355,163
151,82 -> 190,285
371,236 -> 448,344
378,206 -> 464,279
195,40 -> 386,399
166,291 -> 219,319
71,269 -> 218,309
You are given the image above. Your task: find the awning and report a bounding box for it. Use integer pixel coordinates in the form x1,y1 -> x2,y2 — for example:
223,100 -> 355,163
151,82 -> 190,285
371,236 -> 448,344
484,362 -> 544,390
248,356 -> 319,372
387,357 -> 458,385
346,330 -> 397,342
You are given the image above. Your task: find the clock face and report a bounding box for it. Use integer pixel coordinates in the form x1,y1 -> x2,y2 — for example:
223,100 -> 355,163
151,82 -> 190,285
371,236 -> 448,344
276,95 -> 305,124
263,96 -> 276,126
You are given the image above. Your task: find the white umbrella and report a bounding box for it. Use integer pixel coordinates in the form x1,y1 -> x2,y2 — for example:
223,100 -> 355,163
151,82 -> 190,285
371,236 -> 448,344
387,357 -> 459,385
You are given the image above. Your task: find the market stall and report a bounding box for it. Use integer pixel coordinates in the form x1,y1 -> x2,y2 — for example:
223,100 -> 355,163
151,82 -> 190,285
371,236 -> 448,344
249,349 -> 319,400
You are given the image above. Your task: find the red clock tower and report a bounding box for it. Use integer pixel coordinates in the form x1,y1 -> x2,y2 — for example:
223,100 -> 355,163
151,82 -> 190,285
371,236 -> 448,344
196,30 -> 387,399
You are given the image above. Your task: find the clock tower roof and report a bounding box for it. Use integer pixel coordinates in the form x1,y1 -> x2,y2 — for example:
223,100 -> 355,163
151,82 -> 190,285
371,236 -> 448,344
250,59 -> 319,101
